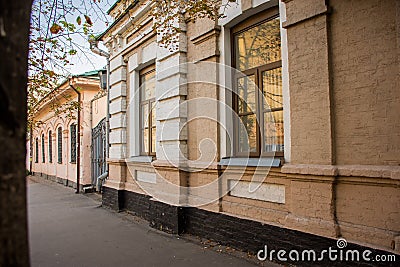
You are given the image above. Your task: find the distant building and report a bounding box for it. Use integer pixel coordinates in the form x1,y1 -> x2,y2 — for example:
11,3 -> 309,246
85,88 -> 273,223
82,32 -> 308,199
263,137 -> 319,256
97,0 -> 400,259
29,71 -> 107,191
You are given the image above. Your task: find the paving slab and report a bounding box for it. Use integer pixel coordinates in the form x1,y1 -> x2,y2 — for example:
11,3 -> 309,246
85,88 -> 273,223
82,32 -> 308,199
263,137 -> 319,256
28,176 -> 279,267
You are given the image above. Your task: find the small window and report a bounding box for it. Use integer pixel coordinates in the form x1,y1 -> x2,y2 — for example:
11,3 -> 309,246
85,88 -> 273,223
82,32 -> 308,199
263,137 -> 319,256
48,131 -> 52,163
35,138 -> 39,163
41,134 -> 45,163
232,8 -> 283,157
57,127 -> 62,163
140,65 -> 156,156
70,124 -> 77,163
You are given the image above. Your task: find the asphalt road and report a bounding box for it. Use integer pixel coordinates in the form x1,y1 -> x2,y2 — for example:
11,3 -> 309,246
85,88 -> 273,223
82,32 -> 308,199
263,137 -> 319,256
28,176 -> 272,267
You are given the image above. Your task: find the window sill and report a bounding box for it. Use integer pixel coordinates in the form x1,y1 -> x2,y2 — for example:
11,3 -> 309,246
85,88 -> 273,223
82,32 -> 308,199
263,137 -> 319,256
126,156 -> 154,164
218,157 -> 282,167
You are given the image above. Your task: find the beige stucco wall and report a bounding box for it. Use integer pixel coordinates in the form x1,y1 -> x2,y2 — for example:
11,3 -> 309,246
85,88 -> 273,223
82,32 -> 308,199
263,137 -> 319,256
92,95 -> 107,128
330,0 -> 400,166
281,0 -> 400,251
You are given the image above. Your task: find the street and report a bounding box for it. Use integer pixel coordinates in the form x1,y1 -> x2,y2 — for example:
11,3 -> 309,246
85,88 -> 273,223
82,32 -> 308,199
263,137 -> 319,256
28,176 -> 269,267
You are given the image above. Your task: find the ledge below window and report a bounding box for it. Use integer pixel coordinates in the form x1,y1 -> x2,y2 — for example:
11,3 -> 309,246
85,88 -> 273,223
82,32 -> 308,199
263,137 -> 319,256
218,157 -> 282,167
126,156 -> 154,163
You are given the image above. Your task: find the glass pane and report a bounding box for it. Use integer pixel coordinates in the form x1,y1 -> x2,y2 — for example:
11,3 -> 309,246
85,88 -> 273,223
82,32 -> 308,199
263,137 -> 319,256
151,127 -> 156,153
262,67 -> 283,110
49,132 -> 52,162
141,70 -> 156,100
36,139 -> 39,162
141,104 -> 149,128
264,110 -> 284,152
70,124 -> 77,162
42,135 -> 45,162
151,102 -> 156,127
238,114 -> 257,153
142,129 -> 149,153
58,128 -> 62,163
237,75 -> 256,114
235,17 -> 281,71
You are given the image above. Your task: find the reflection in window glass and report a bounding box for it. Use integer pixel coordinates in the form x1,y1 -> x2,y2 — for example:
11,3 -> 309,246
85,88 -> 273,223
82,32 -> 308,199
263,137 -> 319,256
262,67 -> 283,152
141,70 -> 155,101
262,68 -> 282,110
143,129 -> 149,153
238,114 -> 257,153
142,104 -> 149,128
237,75 -> 256,113
235,17 -> 281,71
233,12 -> 283,155
140,65 -> 156,155
264,110 -> 284,152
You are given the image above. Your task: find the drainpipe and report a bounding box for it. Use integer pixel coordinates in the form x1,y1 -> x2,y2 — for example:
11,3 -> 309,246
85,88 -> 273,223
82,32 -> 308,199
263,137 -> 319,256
70,82 -> 81,194
213,12 -> 223,212
89,38 -> 110,191
325,0 -> 341,238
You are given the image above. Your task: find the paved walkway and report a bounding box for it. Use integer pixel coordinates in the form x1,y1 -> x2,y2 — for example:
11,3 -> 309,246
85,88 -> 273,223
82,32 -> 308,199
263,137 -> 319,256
28,176 -> 274,267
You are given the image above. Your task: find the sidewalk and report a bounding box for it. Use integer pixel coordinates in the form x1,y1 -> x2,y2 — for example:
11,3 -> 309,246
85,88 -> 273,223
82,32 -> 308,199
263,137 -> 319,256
28,176 -> 277,267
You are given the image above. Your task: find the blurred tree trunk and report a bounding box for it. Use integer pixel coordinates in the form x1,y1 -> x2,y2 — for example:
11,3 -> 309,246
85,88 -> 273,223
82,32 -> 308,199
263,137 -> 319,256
0,1 -> 33,266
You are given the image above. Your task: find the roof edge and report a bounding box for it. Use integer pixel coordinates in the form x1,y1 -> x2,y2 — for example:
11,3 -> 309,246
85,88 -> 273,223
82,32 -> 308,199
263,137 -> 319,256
97,0 -> 139,41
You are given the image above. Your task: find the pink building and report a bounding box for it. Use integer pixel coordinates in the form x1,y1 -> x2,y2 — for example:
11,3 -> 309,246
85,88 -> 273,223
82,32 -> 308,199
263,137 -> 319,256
28,71 -> 107,191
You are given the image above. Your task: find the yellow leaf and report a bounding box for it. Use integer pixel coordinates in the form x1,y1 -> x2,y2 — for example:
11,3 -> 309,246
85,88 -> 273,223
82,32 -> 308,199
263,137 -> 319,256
50,23 -> 62,34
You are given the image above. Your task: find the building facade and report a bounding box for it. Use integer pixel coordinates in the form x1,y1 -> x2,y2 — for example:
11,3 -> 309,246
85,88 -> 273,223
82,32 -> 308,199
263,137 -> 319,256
99,0 -> 400,262
29,72 -> 107,190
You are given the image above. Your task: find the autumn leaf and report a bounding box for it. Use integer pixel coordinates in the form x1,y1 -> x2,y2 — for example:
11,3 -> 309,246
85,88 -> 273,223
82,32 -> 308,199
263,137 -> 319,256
76,16 -> 81,25
84,15 -> 93,26
50,23 -> 62,34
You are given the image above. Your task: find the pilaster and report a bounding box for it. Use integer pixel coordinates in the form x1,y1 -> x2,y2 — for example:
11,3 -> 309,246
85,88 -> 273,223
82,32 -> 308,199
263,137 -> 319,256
108,55 -> 127,160
282,0 -> 334,165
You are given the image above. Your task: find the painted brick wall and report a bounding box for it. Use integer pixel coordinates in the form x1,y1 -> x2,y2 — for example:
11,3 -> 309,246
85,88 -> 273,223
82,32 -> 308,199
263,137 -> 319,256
330,0 -> 400,165
285,10 -> 334,165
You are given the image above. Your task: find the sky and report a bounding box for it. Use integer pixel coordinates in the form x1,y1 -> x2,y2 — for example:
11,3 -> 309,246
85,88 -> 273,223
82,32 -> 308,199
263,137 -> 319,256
57,0 -> 115,75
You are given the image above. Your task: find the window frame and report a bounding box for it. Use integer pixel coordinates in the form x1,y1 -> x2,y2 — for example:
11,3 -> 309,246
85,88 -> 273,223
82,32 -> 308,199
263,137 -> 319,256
231,7 -> 283,158
35,137 -> 39,163
70,124 -> 77,163
139,64 -> 156,156
41,134 -> 45,163
57,127 -> 62,164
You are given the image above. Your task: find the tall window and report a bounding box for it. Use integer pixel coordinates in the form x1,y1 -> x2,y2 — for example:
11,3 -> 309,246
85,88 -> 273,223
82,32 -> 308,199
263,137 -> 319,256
140,65 -> 156,155
232,9 -> 283,157
70,124 -> 77,163
35,138 -> 39,163
57,127 -> 62,163
41,134 -> 45,163
48,131 -> 52,163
